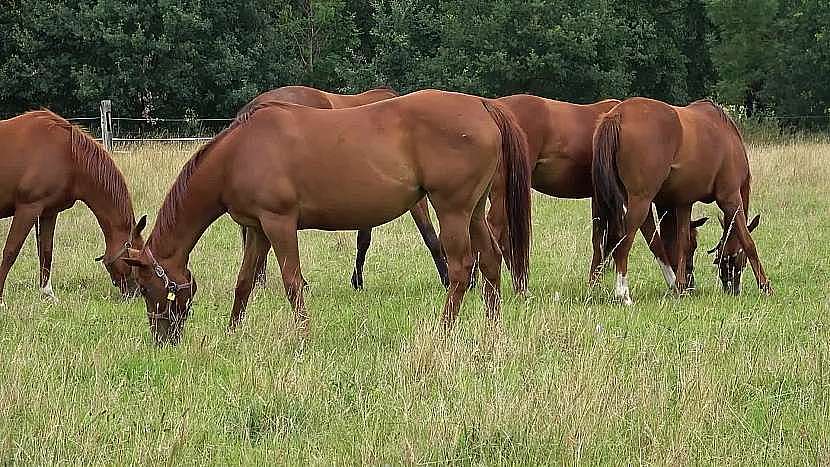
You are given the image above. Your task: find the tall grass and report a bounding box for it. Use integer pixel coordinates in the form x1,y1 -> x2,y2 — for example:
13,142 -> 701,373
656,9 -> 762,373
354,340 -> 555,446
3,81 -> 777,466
0,141 -> 828,464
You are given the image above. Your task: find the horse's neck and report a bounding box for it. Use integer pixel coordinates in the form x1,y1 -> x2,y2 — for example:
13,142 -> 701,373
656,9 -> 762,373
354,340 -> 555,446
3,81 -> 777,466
150,173 -> 226,268
74,172 -> 133,248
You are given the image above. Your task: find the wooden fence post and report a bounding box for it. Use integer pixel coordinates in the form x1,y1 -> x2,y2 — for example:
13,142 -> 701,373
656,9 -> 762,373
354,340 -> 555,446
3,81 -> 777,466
99,100 -> 113,151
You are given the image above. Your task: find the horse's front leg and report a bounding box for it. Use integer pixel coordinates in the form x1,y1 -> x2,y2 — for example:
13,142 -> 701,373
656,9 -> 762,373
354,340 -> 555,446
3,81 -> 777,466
36,213 -> 58,299
260,213 -> 308,333
0,205 -> 41,305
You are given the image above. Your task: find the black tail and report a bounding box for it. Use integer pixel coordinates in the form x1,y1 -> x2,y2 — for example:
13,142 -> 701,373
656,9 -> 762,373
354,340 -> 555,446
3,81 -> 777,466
591,113 -> 626,259
482,100 -> 532,293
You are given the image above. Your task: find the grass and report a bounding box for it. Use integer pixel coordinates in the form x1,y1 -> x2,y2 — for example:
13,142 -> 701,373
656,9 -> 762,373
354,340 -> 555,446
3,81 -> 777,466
1,140 -> 829,465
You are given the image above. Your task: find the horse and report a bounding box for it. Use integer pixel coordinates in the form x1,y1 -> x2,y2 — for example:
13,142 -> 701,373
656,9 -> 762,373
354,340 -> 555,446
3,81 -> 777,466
0,110 -> 145,304
352,95 -> 708,292
238,86 -> 448,289
122,90 -> 531,345
592,97 -> 772,305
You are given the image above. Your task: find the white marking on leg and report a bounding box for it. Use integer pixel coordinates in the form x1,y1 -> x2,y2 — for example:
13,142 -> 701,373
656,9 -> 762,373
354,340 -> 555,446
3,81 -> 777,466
615,273 -> 634,306
41,277 -> 56,300
659,260 -> 676,288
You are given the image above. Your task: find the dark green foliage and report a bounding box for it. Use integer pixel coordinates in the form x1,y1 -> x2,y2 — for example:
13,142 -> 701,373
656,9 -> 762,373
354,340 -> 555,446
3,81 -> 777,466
0,0 -> 826,125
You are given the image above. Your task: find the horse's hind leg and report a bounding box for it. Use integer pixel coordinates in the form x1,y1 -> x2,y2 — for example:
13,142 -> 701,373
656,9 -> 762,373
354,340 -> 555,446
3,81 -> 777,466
36,213 -> 57,299
260,214 -> 309,331
351,228 -> 372,290
435,209 -> 474,329
229,226 -> 270,331
0,205 -> 40,304
671,204 -> 693,293
638,205 -> 676,289
612,196 -> 652,305
410,198 -> 449,288
470,195 -> 502,322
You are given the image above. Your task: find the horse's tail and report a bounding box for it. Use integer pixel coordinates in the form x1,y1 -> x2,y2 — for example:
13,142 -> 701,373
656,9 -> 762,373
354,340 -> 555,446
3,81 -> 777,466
591,112 -> 626,259
482,100 -> 532,293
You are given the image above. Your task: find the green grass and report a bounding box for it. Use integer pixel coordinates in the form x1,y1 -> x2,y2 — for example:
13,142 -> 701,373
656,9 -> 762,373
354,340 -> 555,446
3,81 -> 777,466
1,141 -> 829,465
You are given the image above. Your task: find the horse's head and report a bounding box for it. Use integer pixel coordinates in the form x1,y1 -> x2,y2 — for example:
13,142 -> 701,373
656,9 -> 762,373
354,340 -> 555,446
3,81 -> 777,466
685,217 -> 709,289
123,244 -> 197,346
96,215 -> 147,297
709,214 -> 761,294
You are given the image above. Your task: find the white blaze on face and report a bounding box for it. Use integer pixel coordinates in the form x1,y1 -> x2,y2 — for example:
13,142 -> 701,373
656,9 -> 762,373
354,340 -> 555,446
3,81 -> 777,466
615,273 -> 634,306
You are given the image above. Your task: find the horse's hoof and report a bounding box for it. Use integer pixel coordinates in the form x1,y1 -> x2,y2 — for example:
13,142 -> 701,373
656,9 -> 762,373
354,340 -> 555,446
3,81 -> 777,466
761,282 -> 773,295
350,274 -> 363,291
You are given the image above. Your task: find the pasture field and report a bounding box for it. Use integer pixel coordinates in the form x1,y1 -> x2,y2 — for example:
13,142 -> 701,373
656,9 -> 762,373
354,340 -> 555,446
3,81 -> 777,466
1,140 -> 829,465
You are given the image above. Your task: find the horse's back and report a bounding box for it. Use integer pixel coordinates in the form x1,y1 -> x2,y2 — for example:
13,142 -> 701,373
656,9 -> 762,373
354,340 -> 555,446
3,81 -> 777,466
242,86 -> 333,115
676,101 -> 750,195
496,95 -> 618,198
222,91 -> 501,229
0,112 -> 74,213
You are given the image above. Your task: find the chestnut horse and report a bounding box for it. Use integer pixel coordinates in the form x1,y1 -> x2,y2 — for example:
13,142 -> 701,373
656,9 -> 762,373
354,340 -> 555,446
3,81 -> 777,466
123,90 -> 531,345
353,95 -> 707,292
592,97 -> 771,304
239,86 -> 449,288
0,110 -> 145,303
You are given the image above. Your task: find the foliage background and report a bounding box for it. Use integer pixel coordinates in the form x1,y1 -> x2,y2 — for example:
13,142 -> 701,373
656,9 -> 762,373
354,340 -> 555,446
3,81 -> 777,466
1,0 -> 829,125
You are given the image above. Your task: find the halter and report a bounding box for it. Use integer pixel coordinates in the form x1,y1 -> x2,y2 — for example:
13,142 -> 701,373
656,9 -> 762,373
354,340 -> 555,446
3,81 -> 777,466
144,247 -> 194,322
96,240 -> 133,266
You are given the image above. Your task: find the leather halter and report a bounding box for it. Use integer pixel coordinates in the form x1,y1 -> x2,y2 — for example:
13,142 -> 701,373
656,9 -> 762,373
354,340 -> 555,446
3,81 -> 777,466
144,247 -> 194,322
97,240 -> 133,266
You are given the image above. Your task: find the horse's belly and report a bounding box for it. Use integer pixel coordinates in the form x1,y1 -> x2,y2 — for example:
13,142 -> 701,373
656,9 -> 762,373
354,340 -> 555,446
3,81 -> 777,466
297,184 -> 422,231
532,157 -> 592,199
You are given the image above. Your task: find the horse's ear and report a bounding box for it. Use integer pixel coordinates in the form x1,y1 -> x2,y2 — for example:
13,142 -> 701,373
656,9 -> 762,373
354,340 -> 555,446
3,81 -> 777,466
747,214 -> 760,232
133,215 -> 148,237
691,217 -> 709,229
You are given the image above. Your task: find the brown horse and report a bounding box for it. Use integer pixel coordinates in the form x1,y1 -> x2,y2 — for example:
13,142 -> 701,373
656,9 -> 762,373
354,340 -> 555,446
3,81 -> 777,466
0,110 -> 145,303
239,86 -> 449,288
353,95 -> 707,292
592,97 -> 771,304
123,90 -> 531,345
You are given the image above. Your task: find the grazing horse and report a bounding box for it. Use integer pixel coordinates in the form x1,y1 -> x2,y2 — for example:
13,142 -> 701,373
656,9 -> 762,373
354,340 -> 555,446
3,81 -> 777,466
123,90 -> 531,345
0,110 -> 145,303
353,95 -> 707,292
592,97 -> 772,304
239,86 -> 448,288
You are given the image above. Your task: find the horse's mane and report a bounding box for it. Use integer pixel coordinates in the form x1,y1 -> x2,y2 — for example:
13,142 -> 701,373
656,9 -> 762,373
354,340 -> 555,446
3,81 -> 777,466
155,101 -> 278,238
28,110 -> 133,225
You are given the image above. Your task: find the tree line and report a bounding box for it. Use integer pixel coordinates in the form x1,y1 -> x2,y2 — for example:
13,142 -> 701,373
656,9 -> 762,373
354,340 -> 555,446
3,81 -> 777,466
1,0 -> 828,126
